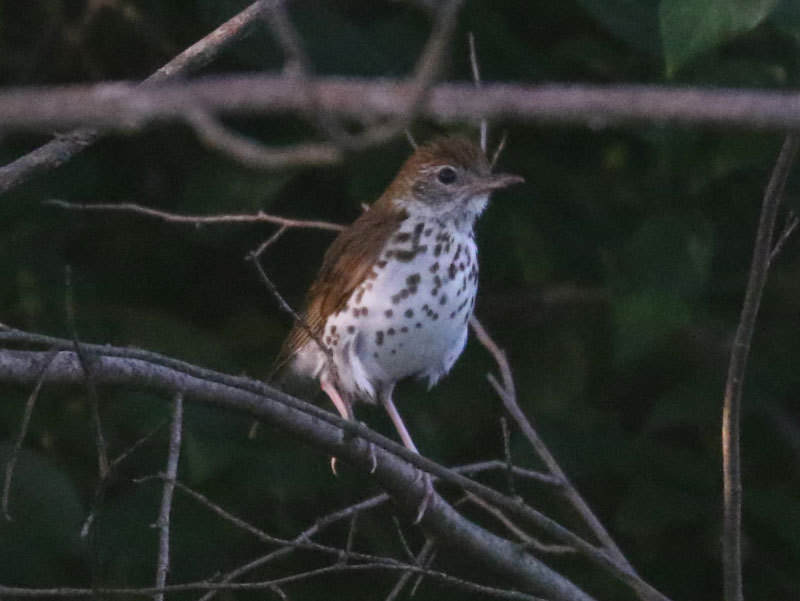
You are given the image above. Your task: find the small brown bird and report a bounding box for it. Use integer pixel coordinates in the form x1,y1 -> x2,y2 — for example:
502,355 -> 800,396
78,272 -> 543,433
274,135 -> 523,456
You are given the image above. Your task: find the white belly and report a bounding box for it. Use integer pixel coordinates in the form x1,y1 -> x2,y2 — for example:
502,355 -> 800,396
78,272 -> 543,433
295,218 -> 479,403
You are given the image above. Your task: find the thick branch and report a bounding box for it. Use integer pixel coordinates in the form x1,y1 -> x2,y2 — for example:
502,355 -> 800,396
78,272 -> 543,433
0,345 -> 596,601
2,77 -> 800,136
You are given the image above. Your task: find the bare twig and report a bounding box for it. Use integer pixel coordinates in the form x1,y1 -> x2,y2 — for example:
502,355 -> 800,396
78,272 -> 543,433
469,316 -> 634,572
0,563 -> 548,600
2,349 -> 58,521
468,32 -> 488,152
769,210 -> 799,265
65,266 -> 109,478
81,420 -> 168,539
0,0 -> 275,195
153,392 -> 184,601
721,133 -> 799,601
46,199 -> 345,232
385,538 -> 436,601
464,492 -> 576,555
186,110 -> 342,168
197,493 -> 391,601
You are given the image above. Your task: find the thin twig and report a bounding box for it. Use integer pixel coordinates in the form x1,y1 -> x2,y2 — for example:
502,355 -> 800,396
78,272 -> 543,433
197,493 -> 391,601
0,0 -> 275,194
464,491 -> 576,555
186,110 -> 342,168
154,392 -> 184,601
2,349 -> 58,521
385,538 -> 435,601
247,253 -> 339,383
769,210 -> 799,265
46,199 -> 345,232
467,32 -> 488,152
0,562 -> 547,600
469,316 -> 634,572
721,133 -> 799,601
81,420 -> 168,539
65,266 -> 109,478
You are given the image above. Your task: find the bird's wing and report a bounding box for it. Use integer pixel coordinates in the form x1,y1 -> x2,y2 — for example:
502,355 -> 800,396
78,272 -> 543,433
270,203 -> 408,380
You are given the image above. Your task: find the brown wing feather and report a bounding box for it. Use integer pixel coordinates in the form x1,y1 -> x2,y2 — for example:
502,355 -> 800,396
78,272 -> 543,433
271,199 -> 408,379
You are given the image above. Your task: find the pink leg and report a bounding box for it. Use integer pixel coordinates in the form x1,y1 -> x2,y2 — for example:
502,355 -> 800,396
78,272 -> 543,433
379,386 -> 433,523
379,386 -> 418,453
321,376 -> 353,475
321,377 -> 353,420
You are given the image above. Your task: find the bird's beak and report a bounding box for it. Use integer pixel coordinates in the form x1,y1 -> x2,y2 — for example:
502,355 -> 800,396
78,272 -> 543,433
473,172 -> 525,193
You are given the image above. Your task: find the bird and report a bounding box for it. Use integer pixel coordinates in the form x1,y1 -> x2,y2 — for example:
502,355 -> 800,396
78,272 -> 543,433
272,135 -> 523,461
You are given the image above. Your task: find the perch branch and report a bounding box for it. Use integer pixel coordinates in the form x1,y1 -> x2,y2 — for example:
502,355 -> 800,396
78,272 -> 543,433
0,334 -> 673,601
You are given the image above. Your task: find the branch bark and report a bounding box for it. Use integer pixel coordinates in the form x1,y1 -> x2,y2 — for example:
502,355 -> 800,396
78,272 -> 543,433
3,77 -> 800,137
0,343 -> 597,601
721,134 -> 799,601
0,0 -> 273,194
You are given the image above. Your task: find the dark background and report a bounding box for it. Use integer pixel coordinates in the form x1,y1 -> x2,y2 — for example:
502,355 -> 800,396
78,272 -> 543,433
1,1 -> 800,599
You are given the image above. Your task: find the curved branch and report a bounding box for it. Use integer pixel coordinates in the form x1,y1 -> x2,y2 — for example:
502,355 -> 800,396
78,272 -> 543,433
0,343 -> 596,601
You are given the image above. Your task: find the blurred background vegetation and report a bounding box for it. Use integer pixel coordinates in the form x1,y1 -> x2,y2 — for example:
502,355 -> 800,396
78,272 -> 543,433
1,0 -> 800,599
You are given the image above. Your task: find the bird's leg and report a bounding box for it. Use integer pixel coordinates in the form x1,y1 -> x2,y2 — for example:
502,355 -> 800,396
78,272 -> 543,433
321,376 -> 354,475
379,386 -> 434,524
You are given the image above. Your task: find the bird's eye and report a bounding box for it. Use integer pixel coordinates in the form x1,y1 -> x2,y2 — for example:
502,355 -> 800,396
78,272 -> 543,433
437,166 -> 457,185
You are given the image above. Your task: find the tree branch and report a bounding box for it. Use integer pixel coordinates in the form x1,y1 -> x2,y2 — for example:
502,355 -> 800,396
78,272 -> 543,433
0,0 -> 274,194
3,77 -> 800,139
0,341 -> 600,601
721,133 -> 799,601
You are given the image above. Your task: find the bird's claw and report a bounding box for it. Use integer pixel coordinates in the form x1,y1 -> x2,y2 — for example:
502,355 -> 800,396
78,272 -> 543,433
413,471 -> 434,524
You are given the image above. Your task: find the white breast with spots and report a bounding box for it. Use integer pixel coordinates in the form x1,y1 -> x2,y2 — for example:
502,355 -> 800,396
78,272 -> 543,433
321,218 -> 479,403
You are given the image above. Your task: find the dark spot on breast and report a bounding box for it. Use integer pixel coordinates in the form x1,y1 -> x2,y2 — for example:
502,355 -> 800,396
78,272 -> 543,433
424,228 -> 433,236
347,325 -> 355,333
377,260 -> 388,269
394,232 -> 411,243
429,262 -> 439,273
385,309 -> 393,318
449,311 -> 456,319
416,322 -> 422,328
400,289 -> 409,299
414,222 -> 425,235
376,331 -> 384,345
387,328 -> 395,336
432,313 -> 439,320
454,244 -> 462,261
406,273 -> 421,286
439,294 -> 447,306
448,263 -> 457,280
405,309 -> 414,318
434,244 -> 442,257
401,326 -> 408,333
367,269 -> 378,279
362,307 -> 368,315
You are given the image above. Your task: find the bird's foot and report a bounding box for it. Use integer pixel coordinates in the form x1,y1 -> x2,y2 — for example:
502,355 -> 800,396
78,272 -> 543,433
367,440 -> 378,474
413,470 -> 435,524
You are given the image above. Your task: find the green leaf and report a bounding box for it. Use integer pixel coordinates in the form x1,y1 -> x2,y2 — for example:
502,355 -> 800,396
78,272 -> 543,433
577,0 -> 662,53
771,0 -> 800,39
660,0 -> 780,76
